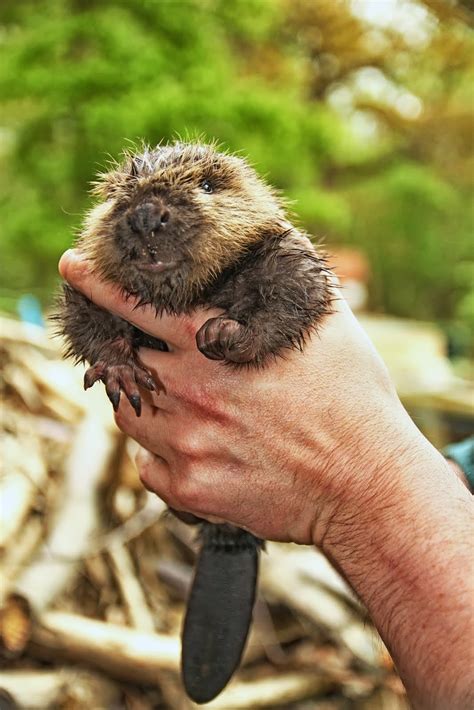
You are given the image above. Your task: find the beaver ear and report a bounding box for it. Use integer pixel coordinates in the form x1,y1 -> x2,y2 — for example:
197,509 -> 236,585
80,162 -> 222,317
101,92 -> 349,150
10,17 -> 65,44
130,146 -> 156,178
130,157 -> 144,178
90,168 -> 127,200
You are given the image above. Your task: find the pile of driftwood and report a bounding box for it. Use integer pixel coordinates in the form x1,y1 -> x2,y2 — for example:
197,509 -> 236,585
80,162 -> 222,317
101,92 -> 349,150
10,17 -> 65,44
0,315 -> 408,709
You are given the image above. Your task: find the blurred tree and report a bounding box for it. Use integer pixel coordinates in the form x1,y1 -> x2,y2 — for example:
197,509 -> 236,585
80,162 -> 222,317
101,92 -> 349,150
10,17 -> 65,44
0,0 -> 472,348
0,0 -> 342,301
284,0 -> 473,335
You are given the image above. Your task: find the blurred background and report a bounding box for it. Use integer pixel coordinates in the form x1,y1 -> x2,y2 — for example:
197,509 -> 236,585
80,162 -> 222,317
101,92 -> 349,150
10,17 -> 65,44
1,0 -> 473,345
0,1 -> 473,708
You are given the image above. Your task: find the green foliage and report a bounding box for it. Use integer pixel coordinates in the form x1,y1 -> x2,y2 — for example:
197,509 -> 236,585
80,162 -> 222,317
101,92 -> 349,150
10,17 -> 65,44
348,162 -> 470,320
0,0 -> 472,347
0,0 -> 337,295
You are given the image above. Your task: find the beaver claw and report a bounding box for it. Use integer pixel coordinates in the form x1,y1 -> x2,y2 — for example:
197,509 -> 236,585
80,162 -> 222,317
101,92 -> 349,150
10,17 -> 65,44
196,316 -> 255,363
84,360 -> 158,416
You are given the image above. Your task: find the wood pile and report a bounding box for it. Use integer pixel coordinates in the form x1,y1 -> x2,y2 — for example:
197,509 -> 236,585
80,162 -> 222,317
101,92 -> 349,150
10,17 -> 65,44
0,315 -> 408,709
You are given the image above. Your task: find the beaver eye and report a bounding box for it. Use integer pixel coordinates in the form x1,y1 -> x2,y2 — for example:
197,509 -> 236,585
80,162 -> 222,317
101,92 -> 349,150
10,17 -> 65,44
201,180 -> 213,194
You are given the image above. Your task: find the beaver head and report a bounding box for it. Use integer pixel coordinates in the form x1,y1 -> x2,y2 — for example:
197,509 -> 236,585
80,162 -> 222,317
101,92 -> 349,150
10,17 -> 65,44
79,142 -> 288,307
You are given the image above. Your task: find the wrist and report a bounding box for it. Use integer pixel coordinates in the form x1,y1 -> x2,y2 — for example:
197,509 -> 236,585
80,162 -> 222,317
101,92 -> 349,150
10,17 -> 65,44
311,396 -> 419,550
315,414 -> 474,708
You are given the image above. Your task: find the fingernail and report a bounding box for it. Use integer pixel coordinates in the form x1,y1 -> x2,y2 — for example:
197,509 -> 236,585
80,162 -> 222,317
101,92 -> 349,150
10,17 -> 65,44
58,249 -> 78,277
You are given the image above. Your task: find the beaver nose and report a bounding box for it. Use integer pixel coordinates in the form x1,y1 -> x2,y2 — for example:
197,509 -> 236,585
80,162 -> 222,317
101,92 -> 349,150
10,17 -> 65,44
129,202 -> 170,236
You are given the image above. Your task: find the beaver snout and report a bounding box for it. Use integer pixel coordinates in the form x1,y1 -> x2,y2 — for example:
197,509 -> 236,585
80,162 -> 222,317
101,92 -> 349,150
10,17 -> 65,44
128,202 -> 170,237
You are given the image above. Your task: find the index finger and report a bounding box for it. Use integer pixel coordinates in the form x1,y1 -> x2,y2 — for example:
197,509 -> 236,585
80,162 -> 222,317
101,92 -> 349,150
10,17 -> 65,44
58,249 -> 221,350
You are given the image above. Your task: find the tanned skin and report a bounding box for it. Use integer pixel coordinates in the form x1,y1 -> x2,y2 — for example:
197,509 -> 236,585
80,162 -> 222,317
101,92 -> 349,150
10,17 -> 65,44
56,141 -> 332,703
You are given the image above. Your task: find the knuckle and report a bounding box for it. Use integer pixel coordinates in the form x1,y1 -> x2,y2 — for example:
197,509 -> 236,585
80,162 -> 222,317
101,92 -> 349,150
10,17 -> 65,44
135,447 -> 148,468
138,466 -> 153,491
137,453 -> 165,495
172,471 -> 204,511
175,431 -> 206,460
137,459 -> 154,490
63,255 -> 90,289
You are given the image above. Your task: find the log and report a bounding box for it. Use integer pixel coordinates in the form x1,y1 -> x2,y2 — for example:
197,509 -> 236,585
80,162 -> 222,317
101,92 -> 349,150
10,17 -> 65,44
202,671 -> 334,709
0,316 -> 54,353
286,546 -> 358,606
29,611 -> 180,685
0,670 -> 59,708
2,361 -> 42,412
98,490 -> 166,552
12,345 -> 113,424
0,517 -> 43,600
9,346 -> 86,422
108,544 -> 156,632
0,668 -> 121,708
11,413 -> 118,613
0,432 -> 47,552
261,545 -> 384,667
0,594 -> 32,654
357,686 -> 410,709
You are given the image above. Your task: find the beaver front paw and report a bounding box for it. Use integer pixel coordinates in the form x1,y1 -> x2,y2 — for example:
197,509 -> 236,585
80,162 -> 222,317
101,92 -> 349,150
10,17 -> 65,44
196,316 -> 256,364
84,358 -> 159,417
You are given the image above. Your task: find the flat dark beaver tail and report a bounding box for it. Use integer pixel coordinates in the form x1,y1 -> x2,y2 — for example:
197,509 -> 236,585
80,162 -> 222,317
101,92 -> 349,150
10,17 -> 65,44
182,523 -> 262,704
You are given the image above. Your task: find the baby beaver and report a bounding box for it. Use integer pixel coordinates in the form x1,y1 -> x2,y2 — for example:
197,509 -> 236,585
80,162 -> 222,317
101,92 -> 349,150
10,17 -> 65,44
57,141 -> 332,703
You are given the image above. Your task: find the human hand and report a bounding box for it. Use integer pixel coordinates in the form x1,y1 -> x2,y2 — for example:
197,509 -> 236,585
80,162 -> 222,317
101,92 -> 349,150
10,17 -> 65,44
59,247 -> 474,709
59,249 -> 421,545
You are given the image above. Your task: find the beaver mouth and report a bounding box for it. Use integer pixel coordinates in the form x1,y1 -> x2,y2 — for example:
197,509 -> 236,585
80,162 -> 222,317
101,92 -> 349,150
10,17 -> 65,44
134,260 -> 179,273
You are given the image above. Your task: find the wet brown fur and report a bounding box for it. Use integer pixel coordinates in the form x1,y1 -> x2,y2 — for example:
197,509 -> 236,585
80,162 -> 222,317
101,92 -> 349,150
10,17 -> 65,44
57,141 -> 333,406
81,142 -> 287,307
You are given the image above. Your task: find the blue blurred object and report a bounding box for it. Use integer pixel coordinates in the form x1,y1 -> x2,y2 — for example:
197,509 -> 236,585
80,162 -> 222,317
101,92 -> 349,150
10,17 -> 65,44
17,294 -> 45,328
444,436 -> 474,493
